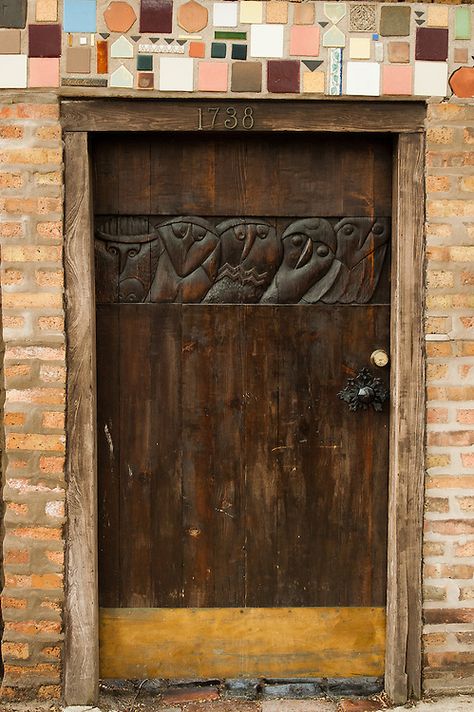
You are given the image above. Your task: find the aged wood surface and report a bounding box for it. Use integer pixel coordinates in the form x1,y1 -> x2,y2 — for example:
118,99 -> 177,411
62,99 -> 425,133
385,133 -> 425,704
99,607 -> 386,679
64,132 -> 99,705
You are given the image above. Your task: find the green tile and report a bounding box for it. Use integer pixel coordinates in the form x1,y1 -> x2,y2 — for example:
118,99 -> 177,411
211,41 -> 226,58
214,31 -> 247,40
455,7 -> 471,40
137,54 -> 153,71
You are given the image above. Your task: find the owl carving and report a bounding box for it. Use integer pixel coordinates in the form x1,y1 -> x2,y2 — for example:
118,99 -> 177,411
148,217 -> 220,303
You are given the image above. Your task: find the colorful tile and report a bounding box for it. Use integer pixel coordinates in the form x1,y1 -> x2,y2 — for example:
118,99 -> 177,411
0,55 -> 27,87
28,24 -> 62,57
426,6 -> 449,29
323,25 -> 345,49
454,48 -> 469,65
231,44 -> 247,61
159,56 -> 194,90
0,30 -> 21,54
250,24 -> 284,58
198,60 -> 228,91
324,2 -> 346,25
380,6 -> 411,38
388,41 -> 410,64
104,2 -> 137,33
346,61 -> 380,96
63,0 -> 96,33
240,1 -> 263,25
140,0 -> 173,33
97,39 -> 108,73
66,46 -> 91,72
294,3 -> 314,26
28,57 -> 60,86
213,2 -> 238,28
267,59 -> 299,93
449,67 -> 474,99
0,0 -> 27,29
415,28 -> 448,62
137,54 -> 153,70
382,64 -> 412,95
215,31 -> 246,40
349,37 -> 371,60
414,60 -> 448,96
454,7 -> 471,41
349,4 -> 376,33
302,70 -> 324,93
328,46 -> 342,94
36,0 -> 58,22
111,35 -> 134,57
266,2 -> 288,26
137,71 -> 154,88
211,41 -> 226,58
289,26 -> 319,57
189,40 -> 205,58
177,0 -> 208,34
110,64 -> 133,87
231,60 -> 262,91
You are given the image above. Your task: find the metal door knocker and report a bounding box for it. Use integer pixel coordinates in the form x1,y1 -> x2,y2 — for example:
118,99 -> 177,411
338,368 -> 389,412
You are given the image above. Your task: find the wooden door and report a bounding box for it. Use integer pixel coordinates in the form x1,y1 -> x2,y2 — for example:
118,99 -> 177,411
93,131 -> 392,680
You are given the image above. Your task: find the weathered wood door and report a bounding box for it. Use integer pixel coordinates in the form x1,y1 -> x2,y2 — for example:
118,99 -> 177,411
93,131 -> 392,680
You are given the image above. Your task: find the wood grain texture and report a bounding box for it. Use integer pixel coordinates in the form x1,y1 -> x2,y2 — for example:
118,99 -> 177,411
61,99 -> 425,133
99,606 -> 386,679
385,133 -> 425,704
64,132 -> 99,705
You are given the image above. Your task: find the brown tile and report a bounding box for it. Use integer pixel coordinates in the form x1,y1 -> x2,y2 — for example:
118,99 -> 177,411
338,701 -> 381,712
178,0 -> 208,32
161,686 -> 220,704
388,41 -> 410,64
267,59 -> 300,93
140,0 -> 173,33
0,29 -> 21,53
96,39 -> 108,73
449,67 -> 474,99
0,0 -> 27,29
28,23 -> 62,57
137,71 -> 154,89
454,47 -> 469,64
231,61 -> 262,92
379,6 -> 411,37
104,1 -> 137,32
415,27 -> 448,62
187,703 -> 260,712
66,46 -> 92,73
293,2 -> 314,25
266,1 -> 288,25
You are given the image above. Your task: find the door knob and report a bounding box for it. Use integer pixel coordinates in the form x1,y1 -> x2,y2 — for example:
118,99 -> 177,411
370,349 -> 389,368
338,368 -> 389,412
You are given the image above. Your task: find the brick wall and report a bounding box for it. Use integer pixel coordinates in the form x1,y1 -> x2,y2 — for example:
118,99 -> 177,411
424,101 -> 474,695
0,93 -> 64,702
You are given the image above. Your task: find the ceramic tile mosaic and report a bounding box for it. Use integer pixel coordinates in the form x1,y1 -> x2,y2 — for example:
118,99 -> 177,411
0,1 -> 472,98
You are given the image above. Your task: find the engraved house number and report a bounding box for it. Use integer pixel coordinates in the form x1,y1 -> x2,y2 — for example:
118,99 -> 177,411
197,106 -> 254,130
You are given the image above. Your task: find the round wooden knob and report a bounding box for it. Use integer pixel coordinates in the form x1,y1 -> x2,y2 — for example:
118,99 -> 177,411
370,349 -> 389,368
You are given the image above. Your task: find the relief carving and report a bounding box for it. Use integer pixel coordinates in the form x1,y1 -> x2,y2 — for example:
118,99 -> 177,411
95,215 -> 390,305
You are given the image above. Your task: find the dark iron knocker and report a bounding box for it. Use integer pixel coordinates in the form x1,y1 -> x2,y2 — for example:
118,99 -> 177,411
338,368 -> 389,412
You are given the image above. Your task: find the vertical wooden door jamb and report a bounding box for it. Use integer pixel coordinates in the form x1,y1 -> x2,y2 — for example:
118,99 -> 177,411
385,131 -> 425,704
63,131 -> 99,706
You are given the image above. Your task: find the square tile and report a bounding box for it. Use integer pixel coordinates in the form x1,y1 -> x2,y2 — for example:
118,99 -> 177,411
382,65 -> 412,95
66,46 -> 91,72
455,7 -> 471,41
415,28 -> 448,62
159,56 -> 194,91
198,60 -> 228,91
137,71 -> 154,89
267,59 -> 300,93
294,2 -> 314,25
211,41 -> 226,58
388,41 -> 410,64
250,24 -> 284,58
414,60 -> 448,97
213,2 -> 238,28
189,41 -> 205,58
349,4 -> 376,33
28,57 -> 59,86
349,37 -> 371,60
231,60 -> 262,91
289,26 -> 319,57
240,1 -> 263,25
28,24 -> 62,57
454,47 -> 469,65
0,30 -> 21,54
266,1 -> 288,25
36,0 -> 58,21
303,70 -> 324,93
140,0 -> 173,33
380,6 -> 411,37
0,54 -> 27,87
0,0 -> 27,29
63,0 -> 96,33
232,43 -> 247,60
426,5 -> 449,29
346,61 -> 380,96
137,54 -> 153,71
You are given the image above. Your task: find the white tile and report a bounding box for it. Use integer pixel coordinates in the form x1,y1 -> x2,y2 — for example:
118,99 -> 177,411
374,41 -> 384,62
324,2 -> 346,24
250,24 -> 284,58
346,61 -> 380,96
109,65 -> 134,88
0,55 -> 27,88
349,37 -> 371,59
414,60 -> 448,97
240,0 -> 263,24
159,57 -> 194,91
111,35 -> 134,58
213,2 -> 238,27
322,25 -> 345,48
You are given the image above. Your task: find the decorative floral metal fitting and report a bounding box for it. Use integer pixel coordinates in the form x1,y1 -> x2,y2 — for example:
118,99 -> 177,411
338,368 -> 389,412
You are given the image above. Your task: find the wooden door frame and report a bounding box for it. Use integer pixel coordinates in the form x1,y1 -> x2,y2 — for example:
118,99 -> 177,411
62,99 -> 426,707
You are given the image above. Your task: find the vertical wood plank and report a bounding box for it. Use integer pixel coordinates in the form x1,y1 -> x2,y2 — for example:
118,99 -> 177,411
64,131 -> 99,705
385,132 -> 425,704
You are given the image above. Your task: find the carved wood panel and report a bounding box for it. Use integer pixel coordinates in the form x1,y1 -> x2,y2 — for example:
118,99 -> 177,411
95,215 -> 390,305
